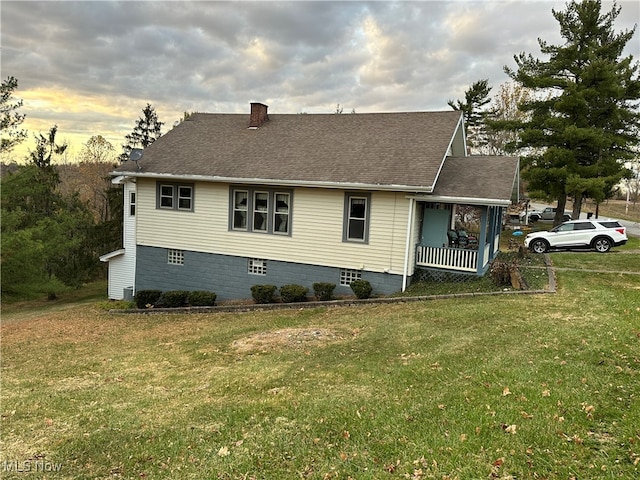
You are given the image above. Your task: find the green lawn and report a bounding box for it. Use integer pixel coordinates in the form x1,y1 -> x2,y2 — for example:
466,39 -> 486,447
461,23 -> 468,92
1,251 -> 639,479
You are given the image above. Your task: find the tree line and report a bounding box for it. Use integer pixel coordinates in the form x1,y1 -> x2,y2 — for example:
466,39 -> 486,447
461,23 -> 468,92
1,78 -> 164,299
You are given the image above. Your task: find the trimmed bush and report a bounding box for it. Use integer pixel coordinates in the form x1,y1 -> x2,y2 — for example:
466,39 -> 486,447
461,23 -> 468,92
313,282 -> 336,301
161,290 -> 189,308
135,290 -> 162,309
251,284 -> 277,304
279,284 -> 309,303
350,279 -> 372,299
188,290 -> 217,307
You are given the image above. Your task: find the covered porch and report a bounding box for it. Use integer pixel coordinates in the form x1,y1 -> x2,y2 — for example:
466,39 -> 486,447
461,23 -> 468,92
414,202 -> 504,275
399,155 -> 519,291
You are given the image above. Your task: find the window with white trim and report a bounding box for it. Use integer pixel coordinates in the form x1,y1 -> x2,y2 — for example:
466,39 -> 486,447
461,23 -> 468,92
233,190 -> 248,230
340,268 -> 361,286
274,193 -> 290,234
129,192 -> 136,216
253,191 -> 269,232
167,249 -> 184,265
248,258 -> 267,275
343,193 -> 371,243
157,182 -> 194,211
178,186 -> 193,210
230,187 -> 292,235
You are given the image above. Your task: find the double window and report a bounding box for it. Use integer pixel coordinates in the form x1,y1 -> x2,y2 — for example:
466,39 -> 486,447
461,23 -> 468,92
157,182 -> 194,211
343,193 -> 371,243
231,188 -> 292,235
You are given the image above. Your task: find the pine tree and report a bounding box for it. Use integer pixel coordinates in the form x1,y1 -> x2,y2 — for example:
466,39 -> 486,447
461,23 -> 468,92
448,79 -> 493,154
120,103 -> 164,161
495,0 -> 640,224
0,76 -> 28,154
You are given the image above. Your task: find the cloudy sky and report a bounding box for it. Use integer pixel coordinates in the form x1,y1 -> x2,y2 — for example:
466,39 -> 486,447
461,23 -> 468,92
2,0 -> 639,161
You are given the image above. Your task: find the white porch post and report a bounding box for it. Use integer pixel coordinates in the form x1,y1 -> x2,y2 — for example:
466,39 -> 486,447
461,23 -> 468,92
402,197 -> 415,292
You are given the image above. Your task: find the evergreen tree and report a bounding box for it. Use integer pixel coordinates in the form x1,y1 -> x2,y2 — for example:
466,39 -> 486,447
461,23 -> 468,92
1,125 -> 103,296
448,79 -> 493,153
120,103 -> 163,161
495,0 -> 640,224
28,125 -> 68,217
0,76 -> 27,154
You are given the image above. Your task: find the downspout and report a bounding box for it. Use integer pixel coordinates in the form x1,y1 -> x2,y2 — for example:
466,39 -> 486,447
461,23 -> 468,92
402,197 -> 415,292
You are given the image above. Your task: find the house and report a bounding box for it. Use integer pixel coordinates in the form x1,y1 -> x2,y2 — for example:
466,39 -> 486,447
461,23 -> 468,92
100,103 -> 519,301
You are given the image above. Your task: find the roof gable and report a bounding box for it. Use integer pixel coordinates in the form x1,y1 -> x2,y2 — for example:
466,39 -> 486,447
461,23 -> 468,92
115,110 -> 464,191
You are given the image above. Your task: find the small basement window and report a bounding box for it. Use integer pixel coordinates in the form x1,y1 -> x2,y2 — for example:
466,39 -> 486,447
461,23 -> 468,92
167,249 -> 184,265
248,258 -> 267,275
340,268 -> 361,286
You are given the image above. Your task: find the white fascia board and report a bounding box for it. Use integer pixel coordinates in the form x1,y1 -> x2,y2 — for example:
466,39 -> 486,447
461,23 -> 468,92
112,171 -> 435,193
99,249 -> 125,262
431,112 -> 465,189
408,194 -> 511,207
111,175 -> 137,185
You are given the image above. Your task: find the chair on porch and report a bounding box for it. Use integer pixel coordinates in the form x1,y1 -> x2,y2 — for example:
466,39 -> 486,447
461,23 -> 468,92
457,230 -> 469,247
447,229 -> 459,247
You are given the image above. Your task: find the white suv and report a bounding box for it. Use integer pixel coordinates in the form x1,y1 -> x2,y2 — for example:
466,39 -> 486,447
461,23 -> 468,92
524,219 -> 628,253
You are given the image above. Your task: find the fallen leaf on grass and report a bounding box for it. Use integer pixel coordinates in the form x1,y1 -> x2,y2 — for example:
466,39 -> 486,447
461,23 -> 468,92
217,446 -> 230,457
501,424 -> 517,434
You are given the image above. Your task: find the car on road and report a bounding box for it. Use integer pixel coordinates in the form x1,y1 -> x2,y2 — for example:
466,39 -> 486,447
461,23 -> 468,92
524,219 -> 628,253
520,207 -> 572,223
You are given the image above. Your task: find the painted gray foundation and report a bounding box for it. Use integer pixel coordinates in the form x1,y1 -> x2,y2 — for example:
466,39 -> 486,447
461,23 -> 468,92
135,246 -> 406,301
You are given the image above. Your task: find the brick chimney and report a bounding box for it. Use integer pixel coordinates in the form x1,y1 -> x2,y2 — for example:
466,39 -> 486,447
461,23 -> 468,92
249,102 -> 269,128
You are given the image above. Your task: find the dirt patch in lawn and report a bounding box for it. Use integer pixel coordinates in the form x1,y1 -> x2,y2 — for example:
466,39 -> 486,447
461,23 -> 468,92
231,327 -> 342,353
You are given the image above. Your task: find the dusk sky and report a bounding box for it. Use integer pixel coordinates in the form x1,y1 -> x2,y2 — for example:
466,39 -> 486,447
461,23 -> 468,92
2,0 -> 639,162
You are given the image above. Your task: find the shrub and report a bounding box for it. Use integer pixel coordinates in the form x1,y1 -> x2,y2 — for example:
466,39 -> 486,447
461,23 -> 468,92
135,290 -> 162,309
279,284 -> 309,303
350,279 -> 372,299
489,259 -> 512,286
160,290 -> 189,308
251,284 -> 277,304
313,282 -> 336,301
188,290 -> 217,307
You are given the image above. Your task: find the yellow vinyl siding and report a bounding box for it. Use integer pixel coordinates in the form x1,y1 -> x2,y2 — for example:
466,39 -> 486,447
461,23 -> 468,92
136,179 -> 411,273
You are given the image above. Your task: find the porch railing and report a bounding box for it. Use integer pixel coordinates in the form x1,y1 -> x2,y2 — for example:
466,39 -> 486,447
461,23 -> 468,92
415,245 -> 478,272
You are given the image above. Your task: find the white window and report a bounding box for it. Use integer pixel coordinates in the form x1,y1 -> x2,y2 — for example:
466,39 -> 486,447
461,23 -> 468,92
157,182 -> 194,211
233,190 -> 248,230
253,191 -> 269,232
168,249 -> 184,265
274,193 -> 290,234
344,193 -> 370,243
160,184 -> 174,209
178,186 -> 193,210
230,187 -> 292,235
340,268 -> 361,286
248,258 -> 267,275
129,192 -> 136,216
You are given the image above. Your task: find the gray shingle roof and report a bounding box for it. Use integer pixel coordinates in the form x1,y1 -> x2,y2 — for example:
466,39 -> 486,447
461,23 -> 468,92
115,110 -> 464,191
432,156 -> 519,203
